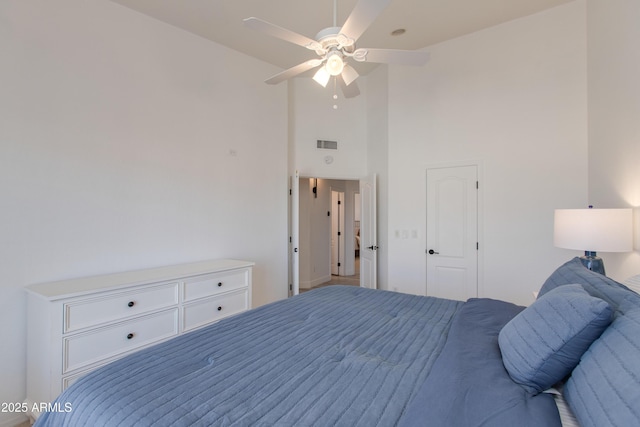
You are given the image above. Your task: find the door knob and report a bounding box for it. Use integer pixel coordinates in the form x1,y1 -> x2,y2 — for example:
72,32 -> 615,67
428,249 -> 439,255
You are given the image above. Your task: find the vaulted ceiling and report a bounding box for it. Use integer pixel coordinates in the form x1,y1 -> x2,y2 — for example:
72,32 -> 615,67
110,0 -> 574,78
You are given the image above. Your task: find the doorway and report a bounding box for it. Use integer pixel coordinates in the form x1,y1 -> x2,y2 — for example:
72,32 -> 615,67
297,178 -> 361,292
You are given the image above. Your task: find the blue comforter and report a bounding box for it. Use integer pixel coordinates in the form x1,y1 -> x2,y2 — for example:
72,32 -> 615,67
399,298 -> 560,427
36,286 -> 463,426
36,287 -> 561,426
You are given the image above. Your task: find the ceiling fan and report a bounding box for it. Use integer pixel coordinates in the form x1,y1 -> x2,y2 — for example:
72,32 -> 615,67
244,0 -> 429,98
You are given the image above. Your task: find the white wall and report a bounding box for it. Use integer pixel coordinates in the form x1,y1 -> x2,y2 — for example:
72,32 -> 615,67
0,1 -> 288,425
385,1 -> 588,305
290,78 -> 368,179
586,0 -> 640,281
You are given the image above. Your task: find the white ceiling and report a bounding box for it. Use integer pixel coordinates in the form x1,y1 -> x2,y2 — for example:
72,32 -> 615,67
109,0 -> 573,78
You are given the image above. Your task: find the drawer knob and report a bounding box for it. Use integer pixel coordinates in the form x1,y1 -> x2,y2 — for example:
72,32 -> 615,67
127,301 -> 135,308
217,282 -> 223,287
217,306 -> 222,311
127,333 -> 134,340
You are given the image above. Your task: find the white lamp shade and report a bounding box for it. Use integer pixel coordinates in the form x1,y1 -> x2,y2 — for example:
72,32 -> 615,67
554,208 -> 633,252
325,51 -> 344,76
312,67 -> 330,87
341,64 -> 359,86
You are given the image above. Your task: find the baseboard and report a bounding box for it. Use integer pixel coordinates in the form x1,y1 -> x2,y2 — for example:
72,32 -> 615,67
0,412 -> 29,427
300,275 -> 332,289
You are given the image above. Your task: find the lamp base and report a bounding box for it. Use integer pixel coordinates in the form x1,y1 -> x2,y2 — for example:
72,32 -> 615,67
579,251 -> 605,275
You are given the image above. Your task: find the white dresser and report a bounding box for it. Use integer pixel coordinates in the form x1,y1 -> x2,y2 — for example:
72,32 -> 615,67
25,259 -> 253,420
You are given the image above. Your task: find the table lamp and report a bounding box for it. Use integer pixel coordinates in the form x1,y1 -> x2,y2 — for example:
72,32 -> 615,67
554,207 -> 632,275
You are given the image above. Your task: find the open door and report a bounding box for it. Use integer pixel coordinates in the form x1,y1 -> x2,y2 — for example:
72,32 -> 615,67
331,191 -> 345,276
360,174 -> 377,289
290,171 -> 300,296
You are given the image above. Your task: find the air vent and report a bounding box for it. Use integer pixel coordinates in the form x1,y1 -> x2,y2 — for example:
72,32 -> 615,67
317,140 -> 338,150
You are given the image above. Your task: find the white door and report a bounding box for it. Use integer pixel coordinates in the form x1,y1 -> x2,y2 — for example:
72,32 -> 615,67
331,191 -> 345,276
426,166 -> 478,300
360,174 -> 377,289
290,171 -> 300,296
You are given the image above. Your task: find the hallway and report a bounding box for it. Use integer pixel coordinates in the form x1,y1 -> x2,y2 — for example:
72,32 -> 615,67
302,257 -> 360,292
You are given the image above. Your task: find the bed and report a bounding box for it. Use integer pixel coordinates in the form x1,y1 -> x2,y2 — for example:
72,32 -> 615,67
35,258 -> 640,426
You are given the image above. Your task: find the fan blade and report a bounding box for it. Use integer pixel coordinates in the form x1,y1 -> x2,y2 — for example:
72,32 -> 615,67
340,0 -> 392,43
353,48 -> 430,66
338,76 -> 360,98
244,17 -> 323,51
265,59 -> 323,85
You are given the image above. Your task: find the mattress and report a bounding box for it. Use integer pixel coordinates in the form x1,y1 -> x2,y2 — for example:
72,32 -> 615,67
36,286 -> 464,426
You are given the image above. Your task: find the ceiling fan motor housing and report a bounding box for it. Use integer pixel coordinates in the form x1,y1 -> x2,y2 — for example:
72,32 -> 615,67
314,27 -> 355,55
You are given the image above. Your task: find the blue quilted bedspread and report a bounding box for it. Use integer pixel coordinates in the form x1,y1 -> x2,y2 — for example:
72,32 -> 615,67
36,286 -> 463,427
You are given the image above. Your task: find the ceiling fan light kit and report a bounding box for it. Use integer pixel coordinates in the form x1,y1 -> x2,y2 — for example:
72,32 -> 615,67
325,51 -> 345,76
341,65 -> 359,86
243,0 -> 429,98
313,67 -> 331,87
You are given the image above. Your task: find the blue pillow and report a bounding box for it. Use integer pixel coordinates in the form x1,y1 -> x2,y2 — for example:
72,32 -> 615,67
498,284 -> 613,394
539,257 -> 635,301
564,300 -> 640,427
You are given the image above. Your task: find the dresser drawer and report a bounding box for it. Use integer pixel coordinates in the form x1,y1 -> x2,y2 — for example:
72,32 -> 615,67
183,290 -> 248,332
63,309 -> 179,373
64,283 -> 179,333
63,370 -> 88,391
183,269 -> 249,302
